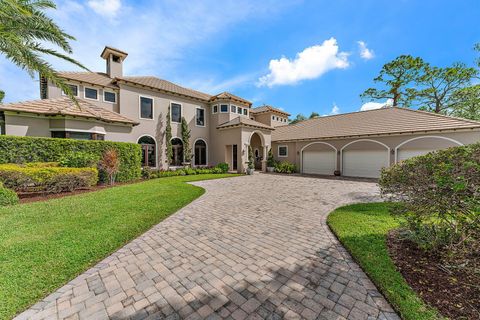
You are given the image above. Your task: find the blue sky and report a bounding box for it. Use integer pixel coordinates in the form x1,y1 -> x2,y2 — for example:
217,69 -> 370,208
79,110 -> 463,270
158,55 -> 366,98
1,0 -> 479,117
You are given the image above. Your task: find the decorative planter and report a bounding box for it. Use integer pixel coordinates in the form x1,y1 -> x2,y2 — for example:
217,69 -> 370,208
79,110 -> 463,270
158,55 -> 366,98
334,170 -> 341,176
182,162 -> 191,168
267,167 -> 275,172
246,168 -> 255,175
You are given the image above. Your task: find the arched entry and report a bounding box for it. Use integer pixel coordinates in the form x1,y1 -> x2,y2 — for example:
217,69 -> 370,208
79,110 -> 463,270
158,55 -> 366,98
249,131 -> 265,170
194,139 -> 207,166
171,138 -> 183,166
138,135 -> 156,167
341,139 -> 390,178
395,136 -> 463,163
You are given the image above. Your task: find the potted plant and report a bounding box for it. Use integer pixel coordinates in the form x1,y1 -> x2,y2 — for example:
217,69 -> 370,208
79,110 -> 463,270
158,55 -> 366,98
266,148 -> 276,172
246,145 -> 255,175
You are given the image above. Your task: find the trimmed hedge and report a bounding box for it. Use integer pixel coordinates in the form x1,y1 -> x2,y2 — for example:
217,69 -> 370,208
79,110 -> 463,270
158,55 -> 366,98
0,135 -> 141,182
0,163 -> 98,193
0,182 -> 18,206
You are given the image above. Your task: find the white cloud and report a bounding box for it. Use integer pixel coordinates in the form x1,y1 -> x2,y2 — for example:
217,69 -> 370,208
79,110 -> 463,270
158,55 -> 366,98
357,41 -> 374,60
257,38 -> 349,87
322,103 -> 340,116
360,99 -> 393,111
87,0 -> 121,18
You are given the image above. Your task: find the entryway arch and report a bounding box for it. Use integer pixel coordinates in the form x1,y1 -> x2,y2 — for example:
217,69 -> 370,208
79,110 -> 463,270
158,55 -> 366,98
249,131 -> 266,170
194,138 -> 207,166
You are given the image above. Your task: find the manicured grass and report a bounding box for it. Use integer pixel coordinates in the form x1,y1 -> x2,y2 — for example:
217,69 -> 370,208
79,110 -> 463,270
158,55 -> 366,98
327,203 -> 440,320
0,174 -> 237,319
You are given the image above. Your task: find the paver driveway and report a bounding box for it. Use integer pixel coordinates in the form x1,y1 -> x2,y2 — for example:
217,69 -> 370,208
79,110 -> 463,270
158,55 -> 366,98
16,174 -> 400,320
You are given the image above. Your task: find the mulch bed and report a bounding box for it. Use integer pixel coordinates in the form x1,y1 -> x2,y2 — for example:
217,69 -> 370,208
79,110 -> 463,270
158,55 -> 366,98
387,231 -> 480,320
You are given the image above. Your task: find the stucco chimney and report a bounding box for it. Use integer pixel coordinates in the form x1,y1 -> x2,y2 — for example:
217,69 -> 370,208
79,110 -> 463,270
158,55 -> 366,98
100,46 -> 128,78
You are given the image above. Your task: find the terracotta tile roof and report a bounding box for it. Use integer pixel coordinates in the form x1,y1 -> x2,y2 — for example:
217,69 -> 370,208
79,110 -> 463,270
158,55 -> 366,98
251,105 -> 290,116
272,107 -> 480,142
116,76 -> 212,101
217,116 -> 274,130
210,92 -> 252,106
57,71 -> 118,89
0,97 -> 138,125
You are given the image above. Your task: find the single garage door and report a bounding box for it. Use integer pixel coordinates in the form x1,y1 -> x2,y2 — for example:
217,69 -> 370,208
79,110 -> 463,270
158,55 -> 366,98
303,150 -> 336,175
397,149 -> 435,162
342,150 -> 389,178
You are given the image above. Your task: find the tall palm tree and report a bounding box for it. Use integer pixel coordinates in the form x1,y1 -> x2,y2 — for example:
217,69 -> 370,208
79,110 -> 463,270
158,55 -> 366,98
0,0 -> 87,102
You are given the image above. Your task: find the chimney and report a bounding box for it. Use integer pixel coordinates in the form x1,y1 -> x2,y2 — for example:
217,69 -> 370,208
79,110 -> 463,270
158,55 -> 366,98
100,46 -> 128,78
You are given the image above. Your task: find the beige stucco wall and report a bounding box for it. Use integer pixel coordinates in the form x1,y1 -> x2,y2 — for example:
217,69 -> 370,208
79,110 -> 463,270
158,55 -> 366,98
4,114 -> 51,137
272,130 -> 480,174
252,112 -> 289,128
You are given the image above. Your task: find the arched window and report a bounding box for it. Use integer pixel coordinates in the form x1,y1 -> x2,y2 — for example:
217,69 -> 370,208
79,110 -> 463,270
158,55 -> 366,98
194,140 -> 207,166
138,136 -> 156,167
171,138 -> 184,166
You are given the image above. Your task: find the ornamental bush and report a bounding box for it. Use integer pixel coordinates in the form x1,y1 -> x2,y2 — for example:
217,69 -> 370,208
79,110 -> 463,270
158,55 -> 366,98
379,143 -> 480,252
0,135 -> 141,182
274,161 -> 297,174
215,162 -> 229,173
59,151 -> 99,168
0,182 -> 18,206
0,163 -> 98,193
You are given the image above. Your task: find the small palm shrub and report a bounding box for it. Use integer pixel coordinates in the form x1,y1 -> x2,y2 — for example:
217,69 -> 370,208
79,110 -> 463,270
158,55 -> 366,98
0,182 -> 18,206
275,161 -> 297,174
379,143 -> 480,253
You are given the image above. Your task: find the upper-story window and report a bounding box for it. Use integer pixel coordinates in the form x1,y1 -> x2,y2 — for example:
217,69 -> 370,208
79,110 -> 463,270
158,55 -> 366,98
237,107 -> 242,114
140,96 -> 154,119
84,87 -> 98,100
171,102 -> 182,123
231,105 -> 236,113
62,84 -> 78,97
220,104 -> 228,113
272,115 -> 275,120
243,109 -> 248,116
212,105 -> 218,114
196,108 -> 205,126
104,91 -> 116,103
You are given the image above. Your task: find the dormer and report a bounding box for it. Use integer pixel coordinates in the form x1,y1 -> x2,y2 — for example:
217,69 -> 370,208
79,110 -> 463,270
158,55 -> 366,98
250,105 -> 290,127
101,46 -> 128,78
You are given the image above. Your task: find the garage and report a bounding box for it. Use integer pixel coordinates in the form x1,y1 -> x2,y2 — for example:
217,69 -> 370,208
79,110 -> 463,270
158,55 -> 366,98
342,140 -> 389,178
301,143 -> 337,175
396,136 -> 463,163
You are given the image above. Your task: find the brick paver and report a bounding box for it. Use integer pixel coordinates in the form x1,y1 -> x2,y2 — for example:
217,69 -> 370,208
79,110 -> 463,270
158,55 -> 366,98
15,174 -> 400,320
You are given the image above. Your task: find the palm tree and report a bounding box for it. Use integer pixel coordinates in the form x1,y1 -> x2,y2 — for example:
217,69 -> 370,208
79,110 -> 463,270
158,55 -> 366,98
0,0 -> 87,102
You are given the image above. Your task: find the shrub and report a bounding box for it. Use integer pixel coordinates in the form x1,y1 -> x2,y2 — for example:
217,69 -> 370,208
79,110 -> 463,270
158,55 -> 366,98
215,162 -> 229,173
59,152 -> 99,168
275,161 -> 297,174
0,182 -> 18,206
0,163 -> 98,193
248,145 -> 254,169
99,149 -> 120,185
267,148 -> 276,167
0,135 -> 141,182
141,166 -> 153,180
379,143 -> 480,252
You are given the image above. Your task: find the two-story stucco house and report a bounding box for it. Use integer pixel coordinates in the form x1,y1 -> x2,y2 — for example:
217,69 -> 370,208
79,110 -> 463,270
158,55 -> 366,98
1,46 -> 480,178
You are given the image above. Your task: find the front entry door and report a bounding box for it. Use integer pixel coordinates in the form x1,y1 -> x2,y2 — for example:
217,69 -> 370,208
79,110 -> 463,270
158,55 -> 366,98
232,145 -> 238,171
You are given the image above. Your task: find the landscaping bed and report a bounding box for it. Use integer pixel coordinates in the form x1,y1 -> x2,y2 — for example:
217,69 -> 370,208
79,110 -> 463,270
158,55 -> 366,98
0,174 -> 237,320
388,231 -> 480,320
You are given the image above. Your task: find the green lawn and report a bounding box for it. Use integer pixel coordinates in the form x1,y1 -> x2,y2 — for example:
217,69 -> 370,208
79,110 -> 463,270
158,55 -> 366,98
327,203 -> 440,320
0,174 -> 237,320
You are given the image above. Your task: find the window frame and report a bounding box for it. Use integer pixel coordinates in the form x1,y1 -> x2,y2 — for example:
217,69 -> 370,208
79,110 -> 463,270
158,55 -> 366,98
278,145 -> 288,157
138,95 -> 154,120
84,87 -> 99,101
61,83 -> 79,97
195,107 -> 206,127
243,108 -> 248,116
237,107 -> 243,115
231,105 -> 237,113
170,101 -> 182,123
212,105 -> 218,114
103,90 -> 117,103
220,104 -> 229,113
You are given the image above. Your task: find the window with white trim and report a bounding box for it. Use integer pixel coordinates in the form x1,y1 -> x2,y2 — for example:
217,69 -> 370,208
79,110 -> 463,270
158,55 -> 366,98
237,107 -> 242,114
171,103 -> 182,123
62,84 -> 78,97
220,104 -> 228,113
104,91 -> 116,103
196,108 -> 205,126
243,108 -> 248,116
212,105 -> 218,114
278,145 -> 288,157
84,87 -> 98,100
140,96 -> 153,119
231,105 -> 236,113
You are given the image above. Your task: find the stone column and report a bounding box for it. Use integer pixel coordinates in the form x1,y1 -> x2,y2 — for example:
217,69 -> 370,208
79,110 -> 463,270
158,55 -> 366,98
261,145 -> 268,172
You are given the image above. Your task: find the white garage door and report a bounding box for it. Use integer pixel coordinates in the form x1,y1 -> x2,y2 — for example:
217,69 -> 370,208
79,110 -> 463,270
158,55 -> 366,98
342,150 -> 389,178
397,149 -> 435,162
303,150 -> 336,175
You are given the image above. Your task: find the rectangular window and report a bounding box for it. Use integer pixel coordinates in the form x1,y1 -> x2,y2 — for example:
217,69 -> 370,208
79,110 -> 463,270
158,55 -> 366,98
51,131 -> 104,140
171,102 -> 182,123
62,84 -> 78,97
196,108 -> 205,126
220,104 -> 228,113
243,108 -> 248,116
213,105 -> 218,114
278,145 -> 288,157
84,87 -> 98,100
231,105 -> 236,113
140,96 -> 154,119
104,91 -> 116,103
237,107 -> 242,114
